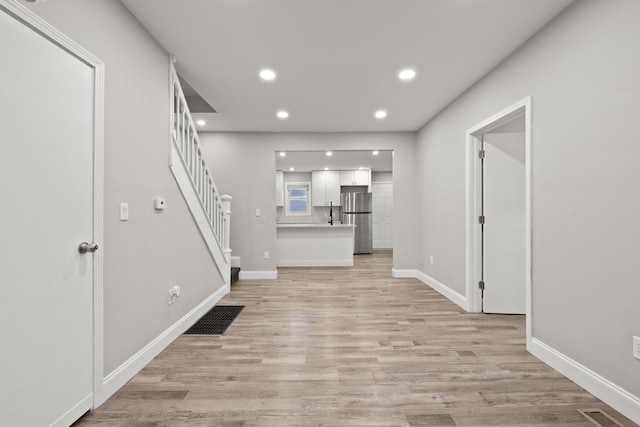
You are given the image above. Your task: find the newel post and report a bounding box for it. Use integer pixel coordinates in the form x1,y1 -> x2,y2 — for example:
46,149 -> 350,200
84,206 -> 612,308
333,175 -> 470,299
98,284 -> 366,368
220,194 -> 233,263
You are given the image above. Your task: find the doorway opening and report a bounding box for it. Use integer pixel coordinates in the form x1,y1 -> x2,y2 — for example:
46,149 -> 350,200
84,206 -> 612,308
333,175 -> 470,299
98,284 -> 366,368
465,96 -> 532,344
274,150 -> 394,258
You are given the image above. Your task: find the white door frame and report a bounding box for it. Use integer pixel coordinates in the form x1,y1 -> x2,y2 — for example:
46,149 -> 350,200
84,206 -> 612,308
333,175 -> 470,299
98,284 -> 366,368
1,0 -> 106,410
465,96 -> 532,345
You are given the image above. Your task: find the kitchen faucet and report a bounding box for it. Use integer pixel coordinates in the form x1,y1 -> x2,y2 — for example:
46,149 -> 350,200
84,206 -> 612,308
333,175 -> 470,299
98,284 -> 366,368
328,201 -> 333,225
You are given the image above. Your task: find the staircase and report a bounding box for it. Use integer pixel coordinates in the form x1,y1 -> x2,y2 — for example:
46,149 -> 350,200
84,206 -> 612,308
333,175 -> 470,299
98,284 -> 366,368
168,60 -> 232,285
230,267 -> 240,285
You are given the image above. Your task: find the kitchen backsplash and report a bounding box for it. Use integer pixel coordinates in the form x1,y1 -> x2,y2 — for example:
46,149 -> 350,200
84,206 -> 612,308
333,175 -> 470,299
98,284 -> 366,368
277,205 -> 337,224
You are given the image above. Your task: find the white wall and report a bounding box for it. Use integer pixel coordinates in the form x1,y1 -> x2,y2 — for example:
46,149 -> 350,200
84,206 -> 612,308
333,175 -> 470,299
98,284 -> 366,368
372,171 -> 393,182
200,132 -> 417,274
416,0 -> 640,414
24,0 -> 225,379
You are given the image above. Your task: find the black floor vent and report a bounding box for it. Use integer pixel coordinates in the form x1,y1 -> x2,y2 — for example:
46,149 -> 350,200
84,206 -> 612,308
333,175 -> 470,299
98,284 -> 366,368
578,409 -> 624,427
184,305 -> 244,335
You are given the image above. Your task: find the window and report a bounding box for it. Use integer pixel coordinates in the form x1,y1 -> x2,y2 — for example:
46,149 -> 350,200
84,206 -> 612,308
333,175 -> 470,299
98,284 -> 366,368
285,182 -> 310,216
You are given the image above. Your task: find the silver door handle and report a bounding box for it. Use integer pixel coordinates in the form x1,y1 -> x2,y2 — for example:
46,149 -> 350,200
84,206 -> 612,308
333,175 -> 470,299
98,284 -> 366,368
78,242 -> 99,254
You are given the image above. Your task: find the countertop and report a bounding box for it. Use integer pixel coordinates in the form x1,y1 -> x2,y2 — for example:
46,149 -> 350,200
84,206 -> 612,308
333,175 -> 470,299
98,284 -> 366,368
277,223 -> 355,228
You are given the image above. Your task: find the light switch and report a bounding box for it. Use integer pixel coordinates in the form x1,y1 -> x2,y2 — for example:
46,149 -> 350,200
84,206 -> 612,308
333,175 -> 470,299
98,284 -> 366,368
120,203 -> 129,221
256,208 -> 261,217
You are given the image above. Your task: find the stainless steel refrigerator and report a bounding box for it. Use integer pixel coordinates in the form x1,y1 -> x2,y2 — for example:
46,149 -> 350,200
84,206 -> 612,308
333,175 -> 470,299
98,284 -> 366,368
340,192 -> 373,254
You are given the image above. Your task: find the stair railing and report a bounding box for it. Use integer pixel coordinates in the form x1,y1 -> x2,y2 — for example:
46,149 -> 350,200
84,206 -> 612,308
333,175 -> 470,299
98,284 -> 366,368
169,61 -> 230,261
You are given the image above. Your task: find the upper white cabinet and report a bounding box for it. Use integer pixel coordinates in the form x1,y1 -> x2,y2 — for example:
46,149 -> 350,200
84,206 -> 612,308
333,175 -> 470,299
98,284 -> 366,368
325,171 -> 341,204
275,170 -> 284,207
354,170 -> 369,185
340,169 -> 370,186
312,170 -> 341,206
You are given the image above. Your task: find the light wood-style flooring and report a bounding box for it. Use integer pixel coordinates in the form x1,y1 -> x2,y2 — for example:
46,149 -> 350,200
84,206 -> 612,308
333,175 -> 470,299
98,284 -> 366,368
76,251 -> 635,426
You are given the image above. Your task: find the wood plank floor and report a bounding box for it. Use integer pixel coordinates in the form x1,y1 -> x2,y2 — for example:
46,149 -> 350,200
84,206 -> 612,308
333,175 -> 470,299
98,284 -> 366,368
76,251 -> 636,426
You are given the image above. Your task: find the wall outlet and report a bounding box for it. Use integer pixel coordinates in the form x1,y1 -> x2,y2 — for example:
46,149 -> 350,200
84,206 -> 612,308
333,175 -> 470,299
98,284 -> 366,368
430,255 -> 434,265
633,336 -> 640,360
154,197 -> 166,210
168,285 -> 181,305
263,251 -> 270,260
255,208 -> 261,217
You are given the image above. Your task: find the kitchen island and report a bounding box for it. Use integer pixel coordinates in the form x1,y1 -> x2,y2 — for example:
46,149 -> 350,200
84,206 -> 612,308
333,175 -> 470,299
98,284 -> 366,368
276,223 -> 356,267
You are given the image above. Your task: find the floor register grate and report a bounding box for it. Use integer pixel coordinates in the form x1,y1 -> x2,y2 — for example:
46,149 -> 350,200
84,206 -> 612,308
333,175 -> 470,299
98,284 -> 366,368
578,409 -> 625,427
184,305 -> 244,335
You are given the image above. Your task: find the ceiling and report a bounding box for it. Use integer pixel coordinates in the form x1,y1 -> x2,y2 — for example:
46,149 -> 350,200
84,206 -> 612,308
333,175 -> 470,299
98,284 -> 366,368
120,0 -> 573,133
276,150 -> 393,172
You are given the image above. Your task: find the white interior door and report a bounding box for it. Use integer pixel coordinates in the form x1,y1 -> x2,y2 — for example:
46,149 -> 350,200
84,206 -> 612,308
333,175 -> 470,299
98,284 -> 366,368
372,182 -> 393,249
0,8 -> 95,426
482,132 -> 526,314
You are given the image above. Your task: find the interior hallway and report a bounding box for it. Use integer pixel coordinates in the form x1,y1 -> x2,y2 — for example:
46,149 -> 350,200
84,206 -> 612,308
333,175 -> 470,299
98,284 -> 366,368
75,251 -> 633,426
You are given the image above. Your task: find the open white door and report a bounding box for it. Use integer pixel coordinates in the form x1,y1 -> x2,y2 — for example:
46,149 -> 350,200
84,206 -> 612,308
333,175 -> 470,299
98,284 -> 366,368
0,6 -> 97,426
482,132 -> 526,314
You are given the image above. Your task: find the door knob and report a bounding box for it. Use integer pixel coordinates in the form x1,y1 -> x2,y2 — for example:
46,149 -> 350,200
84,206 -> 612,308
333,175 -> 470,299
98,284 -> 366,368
78,242 -> 99,254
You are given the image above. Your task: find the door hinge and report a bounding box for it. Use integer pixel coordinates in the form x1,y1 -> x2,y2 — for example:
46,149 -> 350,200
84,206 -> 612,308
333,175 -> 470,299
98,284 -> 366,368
478,215 -> 485,225
479,280 -> 485,290
478,149 -> 485,159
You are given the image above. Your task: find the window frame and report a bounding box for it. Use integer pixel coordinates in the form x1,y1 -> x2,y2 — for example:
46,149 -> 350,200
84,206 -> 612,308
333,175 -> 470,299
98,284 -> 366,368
285,181 -> 311,216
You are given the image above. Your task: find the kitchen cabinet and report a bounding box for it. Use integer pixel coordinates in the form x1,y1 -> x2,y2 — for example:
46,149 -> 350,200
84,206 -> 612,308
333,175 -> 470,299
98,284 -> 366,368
312,170 -> 341,206
275,170 -> 284,207
326,172 -> 341,205
340,169 -> 370,186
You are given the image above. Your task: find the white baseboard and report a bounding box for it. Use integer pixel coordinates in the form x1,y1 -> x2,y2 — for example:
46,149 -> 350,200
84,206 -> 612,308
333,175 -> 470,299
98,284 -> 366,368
416,270 -> 467,310
231,256 -> 241,268
239,270 -> 278,280
277,260 -> 353,267
391,268 -> 417,278
391,269 -> 467,310
98,284 -> 229,406
530,338 -> 640,424
52,393 -> 92,427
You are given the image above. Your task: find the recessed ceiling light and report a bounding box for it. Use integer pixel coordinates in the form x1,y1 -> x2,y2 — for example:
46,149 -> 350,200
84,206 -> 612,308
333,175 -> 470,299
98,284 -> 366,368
279,152 -> 286,157
372,150 -> 379,155
324,167 -> 329,171
259,69 -> 276,81
276,110 -> 289,119
398,68 -> 416,81
326,151 -> 333,156
375,110 -> 387,119
196,119 -> 206,126
359,167 -> 364,170
289,167 -> 295,171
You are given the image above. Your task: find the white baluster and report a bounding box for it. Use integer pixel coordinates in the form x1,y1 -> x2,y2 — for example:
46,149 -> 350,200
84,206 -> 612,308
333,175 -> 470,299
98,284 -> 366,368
221,195 -> 233,262
207,177 -> 213,222
182,107 -> 187,154
191,136 -> 196,178
209,183 -> 214,224
200,158 -> 205,198
204,180 -> 211,219
215,197 -> 221,239
195,147 -> 199,195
